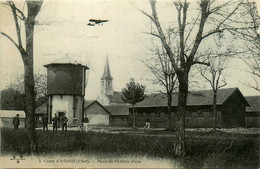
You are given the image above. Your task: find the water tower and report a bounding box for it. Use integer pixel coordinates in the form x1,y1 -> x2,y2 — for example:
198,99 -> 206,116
44,56 -> 89,127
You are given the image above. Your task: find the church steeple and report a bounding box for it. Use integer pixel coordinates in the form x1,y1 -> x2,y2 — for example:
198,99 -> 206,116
101,56 -> 114,95
101,56 -> 113,80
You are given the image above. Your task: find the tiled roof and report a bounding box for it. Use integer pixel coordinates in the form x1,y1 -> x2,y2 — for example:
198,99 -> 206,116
104,105 -> 131,115
107,91 -> 125,104
0,110 -> 26,118
136,88 -> 248,107
245,96 -> 260,112
44,56 -> 89,68
84,100 -> 96,108
84,100 -> 111,114
35,103 -> 47,115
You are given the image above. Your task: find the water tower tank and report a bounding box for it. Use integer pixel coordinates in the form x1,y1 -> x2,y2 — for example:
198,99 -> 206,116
44,57 -> 89,96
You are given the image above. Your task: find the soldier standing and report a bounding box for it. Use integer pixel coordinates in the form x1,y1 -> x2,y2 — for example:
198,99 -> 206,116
13,114 -> 20,130
42,114 -> 48,131
61,115 -> 68,131
52,114 -> 58,131
82,114 -> 89,132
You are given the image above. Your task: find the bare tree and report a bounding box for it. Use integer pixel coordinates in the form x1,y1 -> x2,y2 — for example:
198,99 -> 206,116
140,0 -> 255,156
146,45 -> 178,130
237,1 -> 260,92
198,51 -> 230,131
0,1 -> 43,154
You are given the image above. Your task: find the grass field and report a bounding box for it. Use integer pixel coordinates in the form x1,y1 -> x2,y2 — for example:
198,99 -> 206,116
1,128 -> 259,168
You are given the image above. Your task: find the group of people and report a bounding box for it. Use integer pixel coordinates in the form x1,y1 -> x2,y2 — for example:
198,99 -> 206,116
51,114 -> 68,131
13,113 -> 150,131
42,114 -> 89,132
12,113 -> 89,132
42,114 -> 68,131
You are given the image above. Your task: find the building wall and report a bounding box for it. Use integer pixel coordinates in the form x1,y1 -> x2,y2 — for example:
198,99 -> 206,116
133,106 -> 221,128
84,102 -> 109,126
0,118 -> 26,128
88,114 -> 109,126
97,95 -> 110,106
245,112 -> 260,127
109,115 -> 129,126
75,96 -> 83,126
221,92 -> 246,127
51,95 -> 83,126
245,117 -> 260,127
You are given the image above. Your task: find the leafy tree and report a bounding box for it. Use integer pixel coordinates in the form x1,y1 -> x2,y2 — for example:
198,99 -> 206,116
1,73 -> 47,109
0,1 -> 43,154
122,78 -> 145,128
1,88 -> 26,110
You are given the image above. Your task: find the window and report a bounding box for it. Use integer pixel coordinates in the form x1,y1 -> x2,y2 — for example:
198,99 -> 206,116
147,113 -> 151,117
138,113 -> 143,117
197,110 -> 203,117
210,108 -> 214,117
160,112 -> 164,117
185,111 -> 192,117
111,117 -> 115,121
156,112 -> 160,117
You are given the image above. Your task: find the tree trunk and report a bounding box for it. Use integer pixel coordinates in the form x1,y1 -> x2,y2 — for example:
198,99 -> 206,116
167,93 -> 174,130
213,90 -> 217,131
23,15 -> 38,155
173,74 -> 188,157
132,105 -> 136,129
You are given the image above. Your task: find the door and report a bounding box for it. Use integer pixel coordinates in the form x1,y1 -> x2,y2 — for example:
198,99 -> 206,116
58,112 -> 65,127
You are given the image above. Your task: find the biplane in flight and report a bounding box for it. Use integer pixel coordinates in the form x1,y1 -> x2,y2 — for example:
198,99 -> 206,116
87,19 -> 109,26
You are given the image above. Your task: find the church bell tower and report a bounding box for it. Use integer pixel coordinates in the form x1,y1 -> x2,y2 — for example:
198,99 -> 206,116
101,56 -> 114,96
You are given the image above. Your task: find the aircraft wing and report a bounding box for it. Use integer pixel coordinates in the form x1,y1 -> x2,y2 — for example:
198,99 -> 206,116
89,19 -> 109,24
100,20 -> 109,23
89,19 -> 99,23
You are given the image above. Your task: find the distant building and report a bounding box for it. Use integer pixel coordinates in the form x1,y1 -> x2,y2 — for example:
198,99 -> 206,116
104,105 -> 131,126
0,110 -> 26,128
133,88 -> 249,128
97,57 -> 128,106
44,56 -> 89,127
35,103 -> 48,126
245,96 -> 260,127
96,57 -> 130,126
84,100 -> 110,126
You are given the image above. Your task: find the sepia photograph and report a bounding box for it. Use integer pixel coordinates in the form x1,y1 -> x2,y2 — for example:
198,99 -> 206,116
0,0 -> 259,168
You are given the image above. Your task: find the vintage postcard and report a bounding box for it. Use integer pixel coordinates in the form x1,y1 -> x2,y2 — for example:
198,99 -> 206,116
0,0 -> 259,168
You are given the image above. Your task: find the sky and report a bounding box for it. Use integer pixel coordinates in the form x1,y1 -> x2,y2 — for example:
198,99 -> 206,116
0,0 -> 260,100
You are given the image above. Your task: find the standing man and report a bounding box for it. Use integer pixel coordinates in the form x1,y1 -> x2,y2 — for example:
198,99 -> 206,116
82,114 -> 89,132
13,114 -> 20,130
144,117 -> 150,130
61,114 -> 68,131
52,114 -> 58,131
42,114 -> 48,131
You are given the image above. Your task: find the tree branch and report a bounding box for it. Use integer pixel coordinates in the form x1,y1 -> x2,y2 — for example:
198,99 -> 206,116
142,32 -> 161,39
0,32 -> 20,50
9,1 -> 23,48
192,60 -> 210,66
